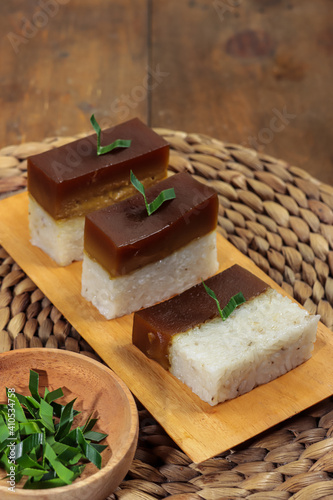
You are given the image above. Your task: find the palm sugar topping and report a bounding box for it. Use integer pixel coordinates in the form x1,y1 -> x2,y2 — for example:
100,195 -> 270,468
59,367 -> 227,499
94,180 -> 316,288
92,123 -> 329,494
27,118 -> 169,219
132,265 -> 270,369
84,172 -> 219,277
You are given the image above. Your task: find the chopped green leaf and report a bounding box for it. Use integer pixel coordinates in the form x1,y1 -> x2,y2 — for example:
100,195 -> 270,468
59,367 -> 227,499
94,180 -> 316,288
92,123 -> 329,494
0,370 -> 108,489
29,446 -> 39,464
0,415 -> 9,442
55,398 -> 76,440
38,469 -> 59,481
16,454 -> 45,470
24,477 -> 69,489
90,114 -> 131,156
222,292 -> 246,319
19,421 -> 43,435
44,387 -> 63,404
201,279 -> 246,321
48,435 -> 83,464
51,401 -> 80,419
15,393 -> 39,419
29,370 -> 41,403
77,427 -> 102,469
83,430 -> 108,442
90,442 -> 108,454
59,427 -> 78,447
25,395 -> 41,411
81,413 -> 98,434
19,468 -> 46,478
130,170 -> 176,216
24,463 -> 85,489
49,402 -> 63,419
0,439 -> 13,455
57,446 -> 83,466
14,433 -> 44,460
39,399 -> 55,433
44,442 -> 75,485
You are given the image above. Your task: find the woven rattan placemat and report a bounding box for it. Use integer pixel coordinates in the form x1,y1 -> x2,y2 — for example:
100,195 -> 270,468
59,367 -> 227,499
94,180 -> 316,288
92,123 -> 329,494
1,130 -> 333,499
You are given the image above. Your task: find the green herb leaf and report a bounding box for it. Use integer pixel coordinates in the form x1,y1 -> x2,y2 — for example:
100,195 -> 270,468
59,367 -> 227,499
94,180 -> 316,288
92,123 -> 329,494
77,427 -> 102,469
81,412 -> 98,434
16,393 -> 39,419
0,439 -> 12,455
55,398 -> 76,440
57,446 -> 83,466
222,292 -> 246,319
59,427 -> 78,447
19,421 -> 43,435
90,442 -> 108,453
44,387 -> 63,404
23,477 -> 68,489
0,370 -> 108,489
44,442 -> 75,485
83,430 -> 108,442
14,433 -> 44,460
23,464 -> 85,489
39,399 -> 55,433
16,454 -> 45,470
90,114 -> 131,156
57,402 -> 80,419
47,435 -> 83,464
201,279 -> 246,321
30,444 -> 39,459
19,468 -> 46,478
29,370 -> 41,403
130,170 -> 176,216
0,415 -> 9,442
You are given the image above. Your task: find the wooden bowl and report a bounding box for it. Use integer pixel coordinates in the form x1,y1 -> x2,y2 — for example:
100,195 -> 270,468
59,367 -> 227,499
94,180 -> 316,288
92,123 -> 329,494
0,348 -> 139,499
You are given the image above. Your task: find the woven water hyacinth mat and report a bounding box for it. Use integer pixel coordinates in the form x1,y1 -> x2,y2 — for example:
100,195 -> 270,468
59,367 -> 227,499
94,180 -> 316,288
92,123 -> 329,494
1,130 -> 333,499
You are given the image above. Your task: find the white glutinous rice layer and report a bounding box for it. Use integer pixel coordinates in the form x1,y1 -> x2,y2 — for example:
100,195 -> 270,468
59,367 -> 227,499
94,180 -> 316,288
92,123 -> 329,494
169,288 -> 320,406
81,231 -> 218,320
29,195 -> 84,266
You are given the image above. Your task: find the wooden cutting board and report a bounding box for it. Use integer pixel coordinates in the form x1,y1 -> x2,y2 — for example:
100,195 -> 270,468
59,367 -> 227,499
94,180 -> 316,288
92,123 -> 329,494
1,191 -> 333,463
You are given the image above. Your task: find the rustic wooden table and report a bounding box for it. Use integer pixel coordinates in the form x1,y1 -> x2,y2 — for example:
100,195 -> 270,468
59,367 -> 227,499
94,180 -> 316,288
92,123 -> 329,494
0,0 -> 332,184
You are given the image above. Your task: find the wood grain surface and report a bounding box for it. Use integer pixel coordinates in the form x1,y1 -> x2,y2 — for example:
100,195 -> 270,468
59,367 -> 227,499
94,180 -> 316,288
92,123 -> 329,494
0,1 -> 332,184
1,191 -> 333,463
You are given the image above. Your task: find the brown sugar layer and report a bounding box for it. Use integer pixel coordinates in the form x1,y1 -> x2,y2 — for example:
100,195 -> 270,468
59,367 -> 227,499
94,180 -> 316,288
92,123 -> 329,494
84,172 -> 219,277
27,118 -> 169,219
132,265 -> 270,369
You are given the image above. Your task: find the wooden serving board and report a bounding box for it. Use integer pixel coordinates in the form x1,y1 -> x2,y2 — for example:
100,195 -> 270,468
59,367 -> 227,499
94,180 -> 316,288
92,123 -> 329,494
1,191 -> 333,463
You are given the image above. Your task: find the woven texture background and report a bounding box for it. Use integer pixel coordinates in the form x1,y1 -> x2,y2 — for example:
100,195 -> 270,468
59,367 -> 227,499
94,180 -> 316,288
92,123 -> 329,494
1,130 -> 333,499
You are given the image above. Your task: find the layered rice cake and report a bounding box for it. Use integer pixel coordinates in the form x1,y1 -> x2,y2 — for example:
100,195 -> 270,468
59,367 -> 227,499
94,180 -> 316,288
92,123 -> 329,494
81,172 -> 219,319
133,265 -> 320,406
27,118 -> 169,266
